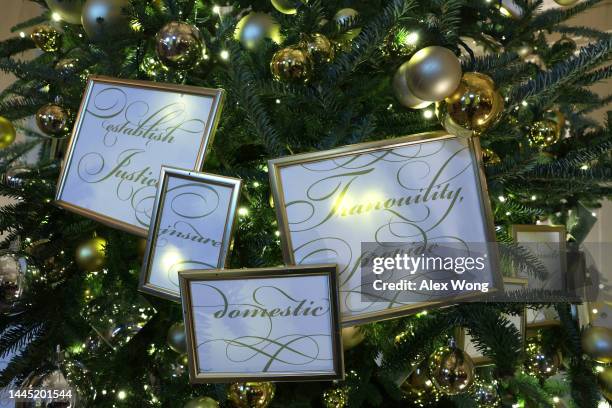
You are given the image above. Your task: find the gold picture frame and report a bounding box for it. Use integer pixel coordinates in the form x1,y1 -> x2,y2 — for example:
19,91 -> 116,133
268,131 -> 503,325
456,277 -> 528,366
139,167 -> 241,302
179,265 -> 344,383
55,75 -> 225,237
511,224 -> 567,328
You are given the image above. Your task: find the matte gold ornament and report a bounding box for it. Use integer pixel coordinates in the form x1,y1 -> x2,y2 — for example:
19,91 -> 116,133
392,61 -> 431,109
404,46 -> 462,102
334,8 -> 360,42
36,104 -> 71,136
435,72 -> 504,137
81,0 -> 130,42
155,22 -> 205,70
271,0 -> 303,15
342,326 -> 365,350
30,25 -> 62,52
528,120 -> 561,148
270,46 -> 313,83
428,343 -> 475,394
227,382 -> 275,408
0,254 -> 23,313
598,365 -> 612,400
75,236 -> 107,272
400,362 -> 440,407
322,387 -> 348,408
582,326 -> 612,364
524,336 -> 560,379
235,12 -> 281,50
471,377 -> 500,408
167,322 -> 187,354
184,396 -> 219,408
46,0 -> 83,24
554,0 -> 579,6
0,117 -> 16,149
301,33 -> 334,64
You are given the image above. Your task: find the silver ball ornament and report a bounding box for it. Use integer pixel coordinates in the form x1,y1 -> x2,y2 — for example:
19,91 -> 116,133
46,0 -> 83,24
155,22 -> 205,70
235,12 -> 281,50
15,369 -> 80,407
167,322 -> 187,354
393,61 -> 432,109
404,46 -> 462,102
81,0 -> 130,42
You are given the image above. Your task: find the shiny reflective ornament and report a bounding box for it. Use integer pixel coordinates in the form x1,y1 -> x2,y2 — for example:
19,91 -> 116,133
167,322 -> 187,354
155,22 -> 205,70
301,33 -> 334,64
270,46 -> 313,83
529,120 -> 561,148
342,326 -> 365,350
393,61 -> 431,109
428,343 -> 475,394
15,369 -> 80,407
235,12 -> 281,50
334,8 -> 360,42
56,58 -> 79,76
171,353 -> 189,377
0,116 -> 16,148
75,236 -> 107,272
554,0 -> 579,5
271,0 -> 303,15
482,147 -> 501,165
81,0 -> 130,42
36,104 -> 71,136
404,46 -> 462,102
0,254 -> 23,313
227,382 -> 276,408
46,0 -> 83,24
582,326 -> 612,364
322,387 -> 348,408
400,362 -> 440,407
471,377 -> 500,408
436,72 -> 504,137
184,396 -> 219,408
30,25 -> 61,52
524,336 -> 560,379
598,365 -> 612,400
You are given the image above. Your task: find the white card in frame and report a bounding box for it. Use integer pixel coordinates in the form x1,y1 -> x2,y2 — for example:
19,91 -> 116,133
55,76 -> 225,237
179,265 -> 344,383
269,131 -> 503,325
139,167 -> 241,302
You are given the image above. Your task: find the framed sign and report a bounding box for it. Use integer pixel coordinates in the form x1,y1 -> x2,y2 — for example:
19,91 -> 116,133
139,167 -> 241,301
55,76 -> 225,236
269,132 -> 502,325
179,265 -> 344,383
512,224 -> 566,327
456,277 -> 528,366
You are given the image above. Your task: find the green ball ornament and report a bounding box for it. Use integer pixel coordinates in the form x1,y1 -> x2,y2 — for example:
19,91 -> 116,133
404,46 -> 462,102
156,22 -> 205,70
270,46 -> 313,83
75,236 -> 107,272
271,0 -> 303,15
30,25 -> 62,52
235,12 -> 281,50
0,116 -> 17,149
167,322 -> 187,354
393,61 -> 432,109
46,0 -> 83,24
334,8 -> 360,42
227,382 -> 275,408
184,396 -> 219,408
582,326 -> 612,364
81,0 -> 130,42
471,378 -> 500,407
428,343 -> 475,395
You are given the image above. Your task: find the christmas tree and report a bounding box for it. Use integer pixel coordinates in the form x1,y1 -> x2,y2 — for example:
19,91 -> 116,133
0,0 -> 611,407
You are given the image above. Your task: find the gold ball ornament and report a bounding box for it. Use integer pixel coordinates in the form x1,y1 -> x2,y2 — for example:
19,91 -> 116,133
235,12 -> 281,50
554,0 -> 579,6
0,254 -> 23,313
582,326 -> 612,364
404,46 -> 462,102
428,343 -> 475,394
227,382 -> 275,408
322,387 -> 348,408
81,0 -> 130,42
75,236 -> 107,272
0,117 -> 16,149
436,72 -> 504,137
392,61 -> 431,109
342,325 -> 365,350
400,363 -> 441,407
156,22 -> 205,70
524,336 -> 560,379
270,46 -> 313,83
36,104 -> 71,136
300,33 -> 334,64
184,396 -> 219,408
46,0 -> 83,24
471,378 -> 500,407
271,0 -> 304,15
30,25 -> 62,52
167,322 -> 187,354
334,8 -> 361,42
528,120 -> 561,148
598,365 -> 612,401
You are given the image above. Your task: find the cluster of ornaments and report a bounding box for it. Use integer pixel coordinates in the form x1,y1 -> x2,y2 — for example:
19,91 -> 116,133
270,33 -> 334,83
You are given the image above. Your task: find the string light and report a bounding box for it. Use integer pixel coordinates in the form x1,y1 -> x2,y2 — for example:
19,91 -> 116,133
423,109 -> 434,119
212,5 -> 220,14
405,32 -> 419,46
531,195 -> 537,201
580,164 -> 589,170
498,195 -> 506,202
238,207 -> 249,216
220,50 -> 230,60
19,32 -> 25,38
117,390 -> 127,400
52,12 -> 61,22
